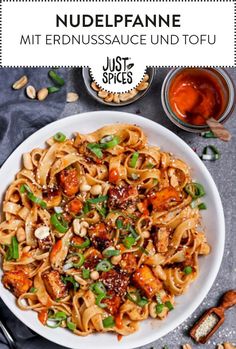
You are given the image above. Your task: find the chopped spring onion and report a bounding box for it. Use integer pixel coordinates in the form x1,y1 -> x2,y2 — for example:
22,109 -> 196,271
184,182 -> 205,199
96,205 -> 107,217
116,219 -> 123,229
48,86 -> 60,94
54,311 -> 67,320
139,246 -> 149,255
156,303 -> 164,314
183,266 -> 193,275
102,316 -> 115,328
6,236 -> 19,260
87,195 -> 108,204
63,262 -> 74,271
103,248 -> 120,258
129,225 -> 139,239
100,136 -> 119,149
82,268 -> 90,279
95,294 -> 107,308
127,291 -> 148,307
201,145 -> 220,161
51,213 -> 68,233
87,143 -> 103,159
61,275 -> 79,291
201,131 -> 217,138
83,202 -> 91,214
198,203 -> 207,210
165,301 -> 174,311
29,287 -> 37,293
48,70 -> 65,86
46,319 -> 62,328
96,259 -> 113,272
67,320 -> 76,331
130,152 -> 139,168
131,173 -> 139,180
146,162 -> 155,169
73,253 -> 85,268
90,281 -> 106,295
123,235 -> 136,249
53,132 -> 66,143
153,178 -> 158,185
21,185 -> 47,209
72,237 -> 90,249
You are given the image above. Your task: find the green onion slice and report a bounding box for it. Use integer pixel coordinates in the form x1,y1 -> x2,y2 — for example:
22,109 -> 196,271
87,195 -> 108,204
201,145 -> 220,161
61,275 -> 79,291
54,311 -> 67,320
198,203 -> 207,210
67,320 -> 76,331
156,303 -> 164,314
22,185 -> 47,209
90,281 -> 106,295
82,268 -> 90,279
48,86 -> 60,94
48,70 -> 65,86
29,287 -> 37,293
87,143 -> 103,159
183,266 -> 193,275
165,301 -> 174,311
95,294 -> 107,308
96,260 -> 112,272
184,182 -> 206,199
96,205 -> 107,217
130,152 -> 139,168
100,136 -> 119,149
46,319 -> 62,328
53,132 -> 66,142
102,316 -> 115,328
201,131 -> 217,138
123,235 -> 136,249
146,162 -> 155,169
72,237 -> 90,249
50,213 -> 68,233
73,253 -> 85,268
103,249 -> 120,258
127,291 -> 148,307
12,236 -> 19,259
83,202 -> 91,214
116,219 -> 123,229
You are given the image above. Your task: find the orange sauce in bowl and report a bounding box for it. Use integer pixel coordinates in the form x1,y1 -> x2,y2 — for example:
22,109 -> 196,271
168,69 -> 228,126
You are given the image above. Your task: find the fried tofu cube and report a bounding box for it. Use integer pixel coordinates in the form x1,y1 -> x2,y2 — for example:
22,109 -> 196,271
42,270 -> 68,300
103,292 -> 121,315
133,265 -> 162,298
2,270 -> 32,297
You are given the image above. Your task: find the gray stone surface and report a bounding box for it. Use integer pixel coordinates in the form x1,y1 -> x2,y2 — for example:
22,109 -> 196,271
60,68 -> 236,349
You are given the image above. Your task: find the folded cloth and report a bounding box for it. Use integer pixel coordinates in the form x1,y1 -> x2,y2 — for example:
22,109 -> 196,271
0,68 -> 68,166
0,67 -> 68,348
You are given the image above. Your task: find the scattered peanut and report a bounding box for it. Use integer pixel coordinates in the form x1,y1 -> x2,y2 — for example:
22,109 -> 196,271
91,73 -> 150,104
90,270 -> 100,280
67,92 -> 79,103
142,230 -> 150,239
182,344 -> 192,349
90,184 -> 102,196
26,85 -> 36,99
12,75 -> 28,90
37,88 -> 48,101
16,227 -> 26,242
149,302 -> 157,318
222,343 -> 236,349
111,254 -> 122,265
80,183 -> 91,192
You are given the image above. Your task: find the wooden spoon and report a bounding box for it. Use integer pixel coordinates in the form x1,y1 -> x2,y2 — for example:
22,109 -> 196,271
190,290 -> 236,343
206,117 -> 232,142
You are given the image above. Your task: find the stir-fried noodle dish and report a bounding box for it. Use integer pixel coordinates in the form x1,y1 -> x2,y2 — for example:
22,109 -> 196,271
0,124 -> 210,336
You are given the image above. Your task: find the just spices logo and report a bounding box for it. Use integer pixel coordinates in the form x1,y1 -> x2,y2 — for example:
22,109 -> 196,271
102,56 -> 134,85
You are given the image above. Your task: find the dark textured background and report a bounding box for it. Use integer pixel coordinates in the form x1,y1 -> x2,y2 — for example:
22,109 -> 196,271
0,68 -> 235,349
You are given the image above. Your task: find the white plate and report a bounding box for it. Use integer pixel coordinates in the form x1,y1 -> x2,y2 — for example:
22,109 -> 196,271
0,111 -> 225,349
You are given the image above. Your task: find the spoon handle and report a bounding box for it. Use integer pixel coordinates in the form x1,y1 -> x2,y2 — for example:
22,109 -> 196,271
206,117 -> 232,142
219,290 -> 236,310
0,319 -> 17,349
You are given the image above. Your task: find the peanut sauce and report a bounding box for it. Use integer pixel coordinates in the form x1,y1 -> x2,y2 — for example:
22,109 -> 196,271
169,69 -> 228,126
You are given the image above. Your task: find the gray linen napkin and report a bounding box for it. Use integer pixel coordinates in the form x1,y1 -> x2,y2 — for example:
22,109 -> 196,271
0,67 -> 68,348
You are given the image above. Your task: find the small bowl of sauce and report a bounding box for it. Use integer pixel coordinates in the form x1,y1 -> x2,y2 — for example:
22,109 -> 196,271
161,68 -> 235,132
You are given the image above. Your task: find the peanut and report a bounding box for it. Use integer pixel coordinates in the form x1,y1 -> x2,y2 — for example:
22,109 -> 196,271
26,85 -> 36,99
67,92 -> 79,103
104,93 -> 114,103
37,88 -> 48,101
16,227 -> 26,242
91,81 -> 100,91
143,74 -> 149,82
119,92 -> 133,102
113,94 -> 120,104
136,81 -> 149,91
12,75 -> 28,90
98,90 -> 109,99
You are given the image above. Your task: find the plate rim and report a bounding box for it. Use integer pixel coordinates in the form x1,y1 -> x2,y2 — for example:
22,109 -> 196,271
0,111 -> 225,349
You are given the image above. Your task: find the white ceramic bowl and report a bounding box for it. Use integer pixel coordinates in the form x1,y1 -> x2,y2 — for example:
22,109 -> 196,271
0,111 -> 225,349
